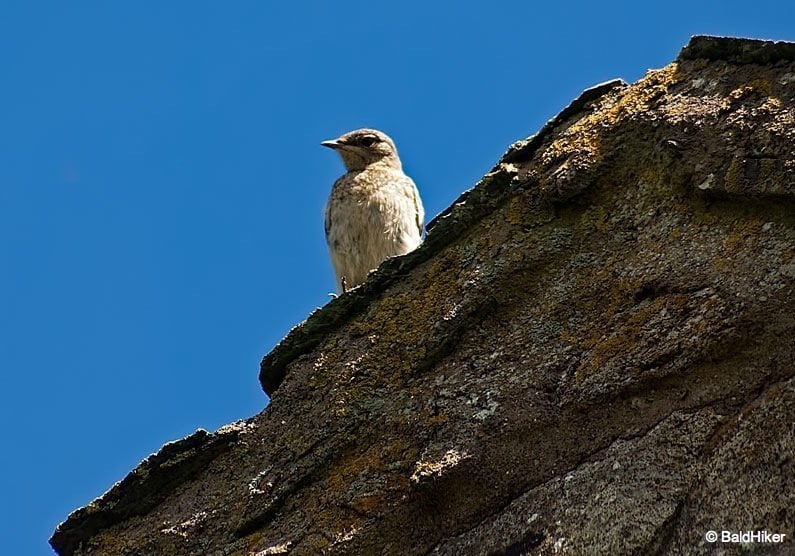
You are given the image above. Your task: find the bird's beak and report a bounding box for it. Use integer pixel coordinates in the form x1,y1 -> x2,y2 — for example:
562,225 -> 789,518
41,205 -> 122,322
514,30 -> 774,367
321,139 -> 341,149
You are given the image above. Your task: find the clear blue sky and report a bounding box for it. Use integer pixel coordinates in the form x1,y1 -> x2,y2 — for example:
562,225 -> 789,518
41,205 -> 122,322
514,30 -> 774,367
1,2 -> 791,554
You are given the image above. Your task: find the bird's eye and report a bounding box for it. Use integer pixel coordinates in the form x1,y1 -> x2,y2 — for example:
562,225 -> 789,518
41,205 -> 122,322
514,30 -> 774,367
359,136 -> 378,147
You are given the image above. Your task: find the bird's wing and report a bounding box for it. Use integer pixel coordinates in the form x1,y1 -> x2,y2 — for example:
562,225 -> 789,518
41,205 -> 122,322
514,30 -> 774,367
324,204 -> 331,240
410,177 -> 425,236
324,179 -> 339,241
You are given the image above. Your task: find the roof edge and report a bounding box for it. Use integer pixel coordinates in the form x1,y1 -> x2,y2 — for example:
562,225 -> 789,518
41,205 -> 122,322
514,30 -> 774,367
49,422 -> 250,556
678,35 -> 795,64
258,79 -> 628,396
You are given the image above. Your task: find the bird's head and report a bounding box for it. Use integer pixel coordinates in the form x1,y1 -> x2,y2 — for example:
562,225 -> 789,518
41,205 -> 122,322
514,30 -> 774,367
321,128 -> 401,171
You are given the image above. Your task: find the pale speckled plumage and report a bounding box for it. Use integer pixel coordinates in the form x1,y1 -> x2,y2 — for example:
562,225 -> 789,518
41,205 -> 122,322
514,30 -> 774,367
322,129 -> 424,292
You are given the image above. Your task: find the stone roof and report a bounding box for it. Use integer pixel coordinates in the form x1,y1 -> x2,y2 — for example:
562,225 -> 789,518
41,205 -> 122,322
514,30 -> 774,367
52,35 -> 795,556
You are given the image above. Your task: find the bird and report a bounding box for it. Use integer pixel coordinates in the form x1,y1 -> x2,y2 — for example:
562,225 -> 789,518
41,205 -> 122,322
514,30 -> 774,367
321,128 -> 424,293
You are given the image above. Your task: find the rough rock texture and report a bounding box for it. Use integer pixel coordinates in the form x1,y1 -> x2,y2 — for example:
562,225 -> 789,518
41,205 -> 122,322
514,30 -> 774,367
52,36 -> 795,556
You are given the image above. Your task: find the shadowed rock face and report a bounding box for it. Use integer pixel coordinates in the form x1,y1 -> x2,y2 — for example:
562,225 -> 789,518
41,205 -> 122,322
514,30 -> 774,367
52,36 -> 795,556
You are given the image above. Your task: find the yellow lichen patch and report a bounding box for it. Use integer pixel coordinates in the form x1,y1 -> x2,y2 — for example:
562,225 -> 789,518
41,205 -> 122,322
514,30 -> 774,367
639,165 -> 662,186
295,441 -> 417,549
313,227 -> 497,423
542,134 -> 601,166
602,64 -> 682,123
761,97 -> 783,110
534,64 -> 684,195
353,256 -> 463,378
425,413 -> 450,425
574,260 -> 644,326
636,163 -> 682,200
348,495 -> 382,515
322,439 -> 414,506
723,218 -> 764,255
729,77 -> 775,101
575,293 -> 691,380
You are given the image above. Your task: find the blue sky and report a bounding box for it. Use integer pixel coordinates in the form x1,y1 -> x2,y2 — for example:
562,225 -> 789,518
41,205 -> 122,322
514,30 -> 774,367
1,2 -> 792,554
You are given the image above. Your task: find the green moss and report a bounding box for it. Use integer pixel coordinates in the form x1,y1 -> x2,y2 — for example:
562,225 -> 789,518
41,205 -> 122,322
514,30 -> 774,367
724,157 -> 746,193
757,158 -> 786,194
580,205 -> 610,232
506,195 -> 527,226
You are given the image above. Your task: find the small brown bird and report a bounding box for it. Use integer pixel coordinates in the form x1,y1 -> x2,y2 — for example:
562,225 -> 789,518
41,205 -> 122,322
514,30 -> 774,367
322,128 -> 424,293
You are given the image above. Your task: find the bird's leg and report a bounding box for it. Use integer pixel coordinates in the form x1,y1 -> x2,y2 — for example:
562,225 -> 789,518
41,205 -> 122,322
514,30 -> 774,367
341,276 -> 348,294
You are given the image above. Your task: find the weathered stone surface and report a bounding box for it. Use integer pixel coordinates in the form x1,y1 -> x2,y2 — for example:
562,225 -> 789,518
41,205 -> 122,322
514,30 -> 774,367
52,35 -> 795,555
